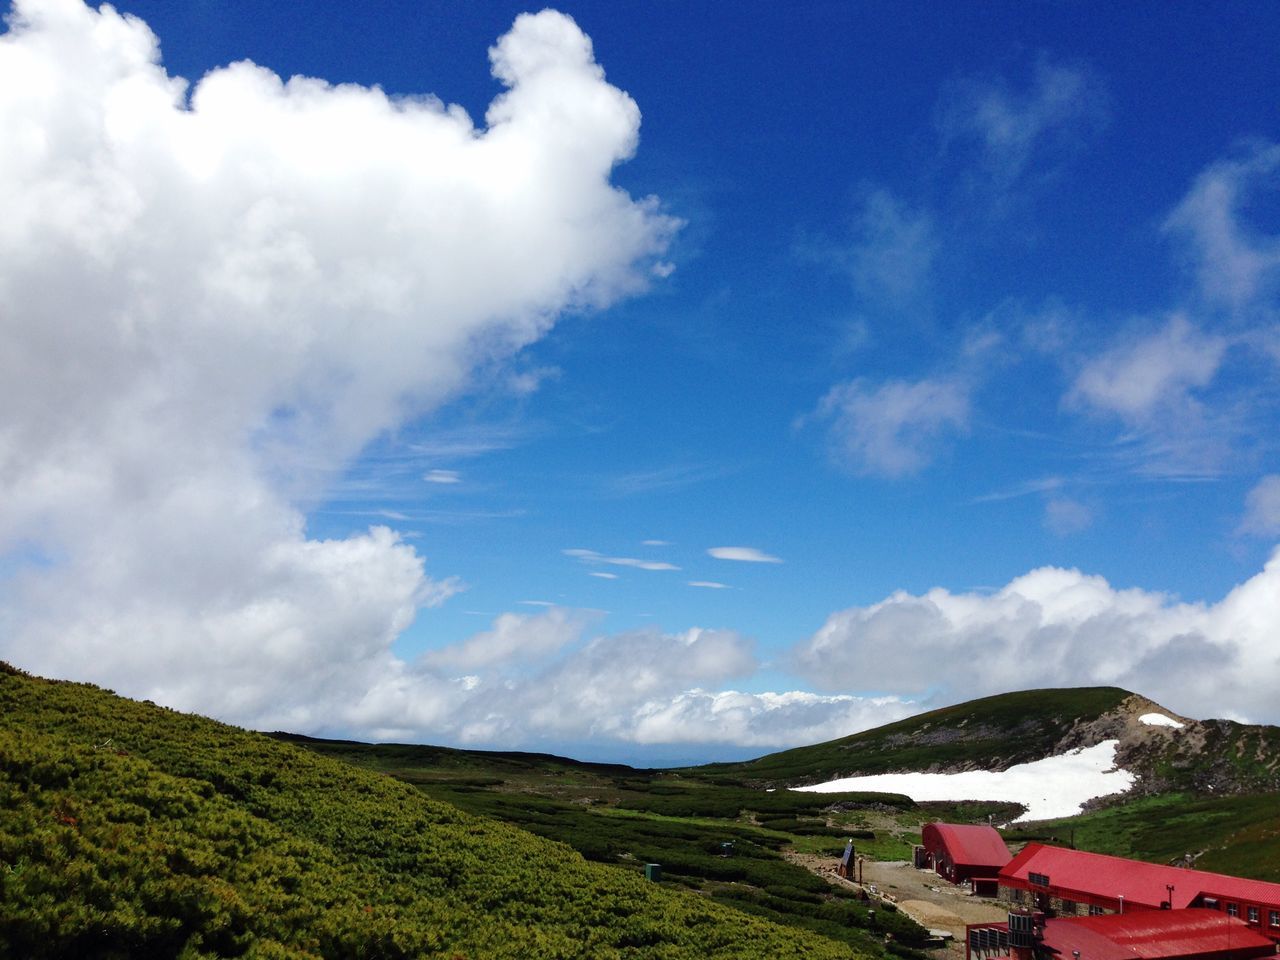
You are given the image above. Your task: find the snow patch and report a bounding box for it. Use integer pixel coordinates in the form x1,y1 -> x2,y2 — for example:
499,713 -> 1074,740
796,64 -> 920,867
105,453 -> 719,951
1139,712 -> 1184,729
792,740 -> 1134,823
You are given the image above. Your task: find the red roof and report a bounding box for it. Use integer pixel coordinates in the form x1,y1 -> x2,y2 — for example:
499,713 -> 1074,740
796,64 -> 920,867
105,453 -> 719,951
1001,843 -> 1280,911
922,822 -> 1012,869
1041,909 -> 1276,960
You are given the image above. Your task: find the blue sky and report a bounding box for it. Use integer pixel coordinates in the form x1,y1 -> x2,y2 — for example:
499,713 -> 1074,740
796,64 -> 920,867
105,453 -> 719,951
1,0 -> 1279,764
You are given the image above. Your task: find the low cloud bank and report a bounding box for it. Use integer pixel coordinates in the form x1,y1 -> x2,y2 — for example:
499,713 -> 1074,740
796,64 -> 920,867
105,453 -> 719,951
796,548 -> 1280,725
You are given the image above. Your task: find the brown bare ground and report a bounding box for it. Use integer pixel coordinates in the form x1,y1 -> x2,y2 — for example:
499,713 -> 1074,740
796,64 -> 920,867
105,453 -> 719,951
784,853 -> 1009,960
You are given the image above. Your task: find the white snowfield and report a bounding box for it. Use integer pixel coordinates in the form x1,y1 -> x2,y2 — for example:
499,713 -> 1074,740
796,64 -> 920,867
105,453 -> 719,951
792,740 -> 1134,823
1139,712 -> 1184,729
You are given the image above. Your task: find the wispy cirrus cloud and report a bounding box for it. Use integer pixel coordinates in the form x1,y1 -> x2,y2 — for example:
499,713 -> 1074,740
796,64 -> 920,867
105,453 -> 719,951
1033,144 -> 1280,485
1043,497 -> 1094,537
603,463 -> 732,497
707,546 -> 782,564
1063,315 -> 1241,479
1239,475 -> 1280,537
845,188 -> 937,309
1067,315 -> 1228,425
422,607 -> 599,671
971,476 -> 1066,504
812,376 -> 971,478
1163,140 -> 1280,312
937,54 -> 1108,198
563,548 -> 680,571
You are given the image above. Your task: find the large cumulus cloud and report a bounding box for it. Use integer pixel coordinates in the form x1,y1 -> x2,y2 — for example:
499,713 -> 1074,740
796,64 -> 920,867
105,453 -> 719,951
0,0 -> 676,723
795,550 -> 1280,723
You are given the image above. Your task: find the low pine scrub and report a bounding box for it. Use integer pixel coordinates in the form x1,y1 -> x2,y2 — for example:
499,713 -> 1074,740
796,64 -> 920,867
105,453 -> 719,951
0,663 -> 872,959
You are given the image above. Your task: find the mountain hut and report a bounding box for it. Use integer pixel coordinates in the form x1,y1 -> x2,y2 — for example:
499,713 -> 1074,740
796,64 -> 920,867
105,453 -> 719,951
921,822 -> 1013,896
964,908 -> 1277,960
999,843 -> 1280,941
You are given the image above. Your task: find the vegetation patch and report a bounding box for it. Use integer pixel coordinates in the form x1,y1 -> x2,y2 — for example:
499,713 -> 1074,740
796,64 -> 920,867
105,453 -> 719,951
0,663 -> 879,959
691,688 -> 1133,786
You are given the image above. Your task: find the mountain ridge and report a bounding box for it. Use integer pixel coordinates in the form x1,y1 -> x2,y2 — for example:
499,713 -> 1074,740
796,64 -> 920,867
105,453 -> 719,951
689,686 -> 1280,803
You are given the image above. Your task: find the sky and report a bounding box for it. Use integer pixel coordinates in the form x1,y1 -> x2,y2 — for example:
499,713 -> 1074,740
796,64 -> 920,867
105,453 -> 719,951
1,0 -> 1279,765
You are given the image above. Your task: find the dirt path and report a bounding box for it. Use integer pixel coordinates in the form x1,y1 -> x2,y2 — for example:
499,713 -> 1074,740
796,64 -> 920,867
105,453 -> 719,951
785,853 -> 1009,960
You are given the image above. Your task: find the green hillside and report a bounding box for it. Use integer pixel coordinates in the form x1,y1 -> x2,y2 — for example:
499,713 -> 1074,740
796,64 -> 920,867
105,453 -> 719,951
0,663 -> 873,960
277,734 -> 940,953
275,686 -> 1280,911
692,687 -> 1133,786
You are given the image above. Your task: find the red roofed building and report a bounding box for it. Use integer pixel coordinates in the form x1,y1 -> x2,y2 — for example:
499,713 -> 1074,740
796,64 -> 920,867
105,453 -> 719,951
919,823 -> 1013,896
998,844 -> 1280,941
965,908 -> 1277,960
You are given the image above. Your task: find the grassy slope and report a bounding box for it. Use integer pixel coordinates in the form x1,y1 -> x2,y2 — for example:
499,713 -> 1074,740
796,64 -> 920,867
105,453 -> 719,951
693,687 -> 1133,786
283,687 -> 1280,895
272,733 -> 647,780
0,664 -> 867,960
278,686 -> 1280,934
283,736 -> 940,957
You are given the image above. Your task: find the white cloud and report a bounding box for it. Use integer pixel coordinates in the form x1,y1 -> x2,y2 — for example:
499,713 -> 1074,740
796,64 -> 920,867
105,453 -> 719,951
1067,315 -> 1227,424
345,624 -> 763,746
115,605 -> 908,754
422,607 -> 597,671
795,550 -> 1280,724
1164,141 -> 1280,311
563,548 -> 680,571
688,580 -> 730,589
605,463 -> 728,496
1239,475 -> 1280,537
1044,497 -> 1093,537
642,539 -> 672,546
630,689 -> 915,748
506,365 -> 561,396
0,2 -> 675,724
1063,315 -> 1238,478
973,476 -> 1065,504
707,546 -> 782,564
589,571 -> 619,580
938,55 -> 1108,192
846,188 -> 936,307
424,469 -> 461,484
814,376 -> 971,477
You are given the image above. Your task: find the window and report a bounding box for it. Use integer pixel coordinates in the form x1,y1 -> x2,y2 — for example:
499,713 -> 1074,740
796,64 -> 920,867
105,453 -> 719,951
1060,900 -> 1078,916
1248,906 -> 1259,924
1088,905 -> 1104,916
1267,910 -> 1278,928
1227,903 -> 1239,917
